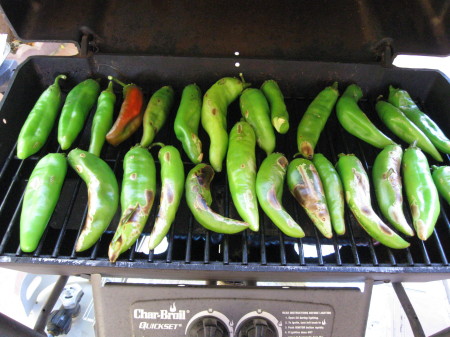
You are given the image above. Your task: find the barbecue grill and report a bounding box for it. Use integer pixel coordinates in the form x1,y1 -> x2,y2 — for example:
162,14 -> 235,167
0,1 -> 449,336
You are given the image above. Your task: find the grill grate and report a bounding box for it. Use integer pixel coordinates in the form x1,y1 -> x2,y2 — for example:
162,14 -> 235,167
0,56 -> 449,282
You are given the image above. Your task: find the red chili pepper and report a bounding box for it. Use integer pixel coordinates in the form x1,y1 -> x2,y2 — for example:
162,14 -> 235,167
106,76 -> 144,146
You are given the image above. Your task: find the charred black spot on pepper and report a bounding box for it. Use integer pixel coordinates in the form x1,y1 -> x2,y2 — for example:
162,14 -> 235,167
277,156 -> 288,168
164,151 -> 171,161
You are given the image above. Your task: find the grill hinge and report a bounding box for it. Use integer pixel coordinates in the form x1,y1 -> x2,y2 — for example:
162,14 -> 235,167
79,27 -> 99,57
373,38 -> 394,68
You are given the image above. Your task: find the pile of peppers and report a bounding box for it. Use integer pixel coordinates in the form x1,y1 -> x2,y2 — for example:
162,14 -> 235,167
16,74 -> 450,261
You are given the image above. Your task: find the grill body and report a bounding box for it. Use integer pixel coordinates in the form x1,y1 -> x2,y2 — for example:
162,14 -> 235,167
0,55 -> 448,282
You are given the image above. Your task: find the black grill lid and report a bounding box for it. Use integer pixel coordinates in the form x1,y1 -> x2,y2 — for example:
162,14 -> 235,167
1,0 -> 449,63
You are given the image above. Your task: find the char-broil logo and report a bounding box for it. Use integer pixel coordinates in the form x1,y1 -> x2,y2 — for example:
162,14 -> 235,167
134,302 -> 188,320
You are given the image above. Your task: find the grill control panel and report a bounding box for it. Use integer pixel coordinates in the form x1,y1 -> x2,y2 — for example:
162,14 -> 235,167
130,298 -> 332,336
92,277 -> 373,337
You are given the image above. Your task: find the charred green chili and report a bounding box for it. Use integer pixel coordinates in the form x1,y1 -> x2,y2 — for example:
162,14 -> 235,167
402,144 -> 440,241
186,163 -> 249,234
106,77 -> 144,146
88,79 -> 116,156
239,88 -> 276,155
336,154 -> 410,249
174,84 -> 203,164
20,153 -> 67,252
372,145 -> 414,236
68,148 -> 119,252
256,153 -> 305,238
432,166 -> 450,206
312,153 -> 346,235
58,79 -> 100,150
376,100 -> 443,162
201,75 -> 250,172
287,158 -> 332,238
297,82 -> 339,159
17,75 -> 67,160
140,86 -> 175,147
227,121 -> 259,232
389,86 -> 450,154
336,84 -> 395,149
260,79 -> 289,134
148,144 -> 184,250
109,146 -> 156,262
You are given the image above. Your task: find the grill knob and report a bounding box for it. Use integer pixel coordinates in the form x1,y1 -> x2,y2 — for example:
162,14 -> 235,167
187,316 -> 229,337
236,317 -> 278,337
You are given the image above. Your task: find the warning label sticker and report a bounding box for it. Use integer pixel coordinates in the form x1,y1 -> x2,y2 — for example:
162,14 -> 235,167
281,310 -> 333,337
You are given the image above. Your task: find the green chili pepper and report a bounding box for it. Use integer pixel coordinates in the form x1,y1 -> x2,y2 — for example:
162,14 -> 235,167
376,100 -> 443,162
372,145 -> 414,236
201,75 -> 251,172
58,79 -> 100,150
227,121 -> 259,231
312,153 -> 346,235
148,144 -> 184,250
260,79 -> 289,134
336,84 -> 395,149
140,86 -> 175,148
432,166 -> 450,206
68,148 -> 119,252
174,84 -> 203,164
186,163 -> 249,234
287,158 -> 332,238
109,146 -> 156,262
20,153 -> 67,252
240,88 -> 276,156
256,153 -> 305,238
17,74 -> 67,160
388,86 -> 450,155
336,154 -> 410,249
297,82 -> 339,159
88,80 -> 116,156
402,144 -> 440,241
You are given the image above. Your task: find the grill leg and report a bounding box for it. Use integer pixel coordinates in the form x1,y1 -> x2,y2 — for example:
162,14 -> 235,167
392,282 -> 426,337
33,275 -> 69,334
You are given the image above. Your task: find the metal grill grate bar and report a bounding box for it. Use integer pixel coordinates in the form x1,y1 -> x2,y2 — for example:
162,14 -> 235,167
0,143 -> 18,182
184,215 -> 193,264
279,232 -> 287,266
0,193 -> 24,255
204,230 -> 210,264
242,230 -> 248,265
432,229 -> 448,265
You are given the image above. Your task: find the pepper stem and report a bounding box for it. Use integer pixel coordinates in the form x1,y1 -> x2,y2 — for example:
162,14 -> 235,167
239,72 -> 252,89
331,81 -> 339,90
105,79 -> 114,93
148,142 -> 166,150
293,152 -> 302,158
54,74 -> 67,85
108,76 -> 128,88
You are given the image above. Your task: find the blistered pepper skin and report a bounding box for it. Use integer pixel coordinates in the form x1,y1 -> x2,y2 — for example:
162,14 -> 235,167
312,153 -> 346,235
297,82 -> 339,159
256,153 -> 305,238
186,164 -> 249,234
201,76 -> 250,172
148,145 -> 184,250
336,154 -> 410,249
68,148 -> 119,252
372,145 -> 414,236
227,121 -> 259,231
402,145 -> 440,241
287,158 -> 332,238
20,153 -> 67,252
109,146 -> 156,262
17,75 -> 66,160
336,84 -> 395,149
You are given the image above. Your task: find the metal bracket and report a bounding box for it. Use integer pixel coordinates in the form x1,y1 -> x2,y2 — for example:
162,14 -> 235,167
373,38 -> 394,68
79,26 -> 99,57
